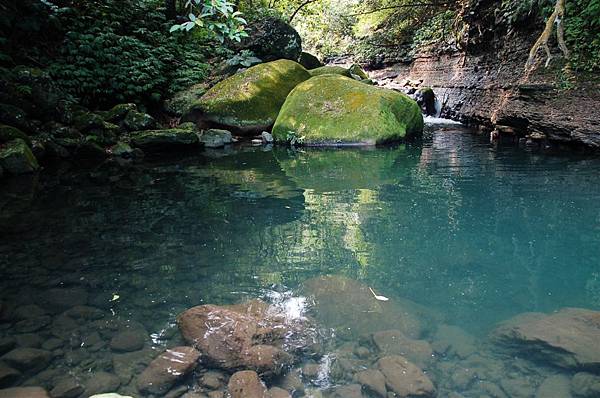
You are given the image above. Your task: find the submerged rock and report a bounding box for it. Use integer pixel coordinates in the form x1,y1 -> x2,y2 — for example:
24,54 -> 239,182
83,372 -> 121,397
571,372 -> 600,397
536,374 -> 572,398
177,300 -> 309,374
301,275 -> 429,339
354,369 -> 387,397
110,329 -> 146,352
130,129 -> 199,151
372,329 -> 433,366
1,347 -> 51,373
272,75 -> 423,145
136,346 -> 200,395
0,139 -> 39,174
227,370 -> 267,398
0,363 -> 20,388
431,324 -> 477,359
183,60 -> 310,134
377,355 -> 435,397
50,377 -> 84,398
490,308 -> 600,369
0,387 -> 50,398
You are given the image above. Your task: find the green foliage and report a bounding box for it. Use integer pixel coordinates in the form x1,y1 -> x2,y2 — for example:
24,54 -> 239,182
225,50 -> 262,68
170,0 -> 249,43
46,1 -> 213,107
411,10 -> 456,51
564,0 -> 600,72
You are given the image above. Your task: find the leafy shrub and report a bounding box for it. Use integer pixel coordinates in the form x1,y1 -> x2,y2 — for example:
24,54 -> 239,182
564,0 -> 600,73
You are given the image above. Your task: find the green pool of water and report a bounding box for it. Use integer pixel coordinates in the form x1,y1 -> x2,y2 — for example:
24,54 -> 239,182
1,125 -> 599,397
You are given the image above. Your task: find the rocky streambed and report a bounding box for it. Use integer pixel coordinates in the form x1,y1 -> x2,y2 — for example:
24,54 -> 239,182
1,275 -> 600,397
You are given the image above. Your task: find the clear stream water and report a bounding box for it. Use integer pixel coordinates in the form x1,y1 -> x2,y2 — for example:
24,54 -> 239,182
1,124 -> 600,397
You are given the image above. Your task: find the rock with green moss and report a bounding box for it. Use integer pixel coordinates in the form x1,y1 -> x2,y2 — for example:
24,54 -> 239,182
104,104 -> 137,123
273,75 -> 423,145
0,124 -> 30,146
183,59 -> 311,134
130,129 -> 200,151
123,111 -> 156,131
73,112 -> 105,133
299,52 -> 323,69
0,138 -> 39,174
349,64 -> 369,80
309,66 -> 352,78
165,84 -> 209,116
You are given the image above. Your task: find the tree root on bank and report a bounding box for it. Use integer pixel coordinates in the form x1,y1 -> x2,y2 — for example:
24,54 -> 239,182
526,0 -> 569,71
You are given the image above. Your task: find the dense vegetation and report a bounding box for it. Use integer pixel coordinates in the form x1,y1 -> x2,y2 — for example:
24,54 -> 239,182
1,0 -> 597,114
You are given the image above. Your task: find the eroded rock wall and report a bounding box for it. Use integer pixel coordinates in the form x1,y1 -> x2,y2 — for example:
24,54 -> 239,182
370,3 -> 600,149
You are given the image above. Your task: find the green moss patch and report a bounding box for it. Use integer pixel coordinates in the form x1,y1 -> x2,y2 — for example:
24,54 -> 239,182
272,75 -> 423,145
185,59 -> 310,133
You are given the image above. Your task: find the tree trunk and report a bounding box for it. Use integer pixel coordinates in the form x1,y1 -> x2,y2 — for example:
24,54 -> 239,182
526,0 -> 569,70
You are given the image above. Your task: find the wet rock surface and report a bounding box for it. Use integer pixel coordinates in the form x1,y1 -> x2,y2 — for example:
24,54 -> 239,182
177,300 -> 309,374
301,275 -> 432,339
136,346 -> 200,395
490,308 -> 600,369
377,355 -> 435,397
227,370 -> 267,398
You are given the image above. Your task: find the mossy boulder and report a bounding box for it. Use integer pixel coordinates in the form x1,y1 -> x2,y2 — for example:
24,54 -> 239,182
104,104 -> 137,123
123,111 -> 156,131
0,139 -> 39,174
349,64 -> 369,80
309,66 -> 352,78
183,59 -> 311,134
165,83 -> 208,116
0,125 -> 31,146
130,129 -> 199,151
299,52 -> 323,69
272,75 -> 424,145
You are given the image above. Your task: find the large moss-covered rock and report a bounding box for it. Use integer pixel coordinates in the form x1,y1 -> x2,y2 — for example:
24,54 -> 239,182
239,17 -> 302,61
273,75 -> 424,145
0,139 -> 39,174
183,60 -> 310,134
299,52 -> 323,69
309,66 -> 352,78
130,129 -> 199,151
